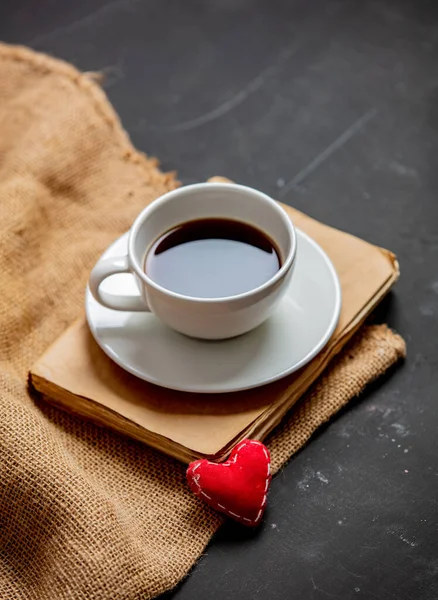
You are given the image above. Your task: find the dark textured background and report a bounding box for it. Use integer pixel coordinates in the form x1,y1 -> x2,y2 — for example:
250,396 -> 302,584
1,1 -> 437,598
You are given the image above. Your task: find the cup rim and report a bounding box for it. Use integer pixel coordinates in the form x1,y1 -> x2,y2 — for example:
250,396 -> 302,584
128,182 -> 297,304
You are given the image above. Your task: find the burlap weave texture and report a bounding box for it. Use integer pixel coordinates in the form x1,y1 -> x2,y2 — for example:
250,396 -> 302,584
0,44 -> 405,599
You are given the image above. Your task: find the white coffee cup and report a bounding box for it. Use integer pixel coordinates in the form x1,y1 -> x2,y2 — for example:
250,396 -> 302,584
89,182 -> 297,339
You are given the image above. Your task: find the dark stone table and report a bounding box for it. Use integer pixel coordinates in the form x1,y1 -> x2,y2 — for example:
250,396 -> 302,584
1,1 -> 437,598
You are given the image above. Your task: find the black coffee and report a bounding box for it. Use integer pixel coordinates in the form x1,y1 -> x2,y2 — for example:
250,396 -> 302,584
145,218 -> 281,298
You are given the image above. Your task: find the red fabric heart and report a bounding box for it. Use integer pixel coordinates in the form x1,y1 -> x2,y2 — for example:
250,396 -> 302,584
186,439 -> 271,526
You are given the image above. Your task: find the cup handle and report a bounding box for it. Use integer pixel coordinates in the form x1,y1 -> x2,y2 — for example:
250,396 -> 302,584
89,255 -> 150,312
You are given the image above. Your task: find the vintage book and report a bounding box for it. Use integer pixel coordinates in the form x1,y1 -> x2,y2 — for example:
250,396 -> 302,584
30,196 -> 399,463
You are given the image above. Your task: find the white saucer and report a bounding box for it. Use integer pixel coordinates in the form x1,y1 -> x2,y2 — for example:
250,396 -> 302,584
85,230 -> 341,394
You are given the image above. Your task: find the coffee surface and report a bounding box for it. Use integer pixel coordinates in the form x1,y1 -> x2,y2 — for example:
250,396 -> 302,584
145,218 -> 281,298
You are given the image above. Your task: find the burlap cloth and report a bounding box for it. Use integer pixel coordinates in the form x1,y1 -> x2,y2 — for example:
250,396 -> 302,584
0,43 -> 406,600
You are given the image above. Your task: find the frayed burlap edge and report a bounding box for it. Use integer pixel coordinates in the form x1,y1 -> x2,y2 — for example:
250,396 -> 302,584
0,42 -> 179,190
